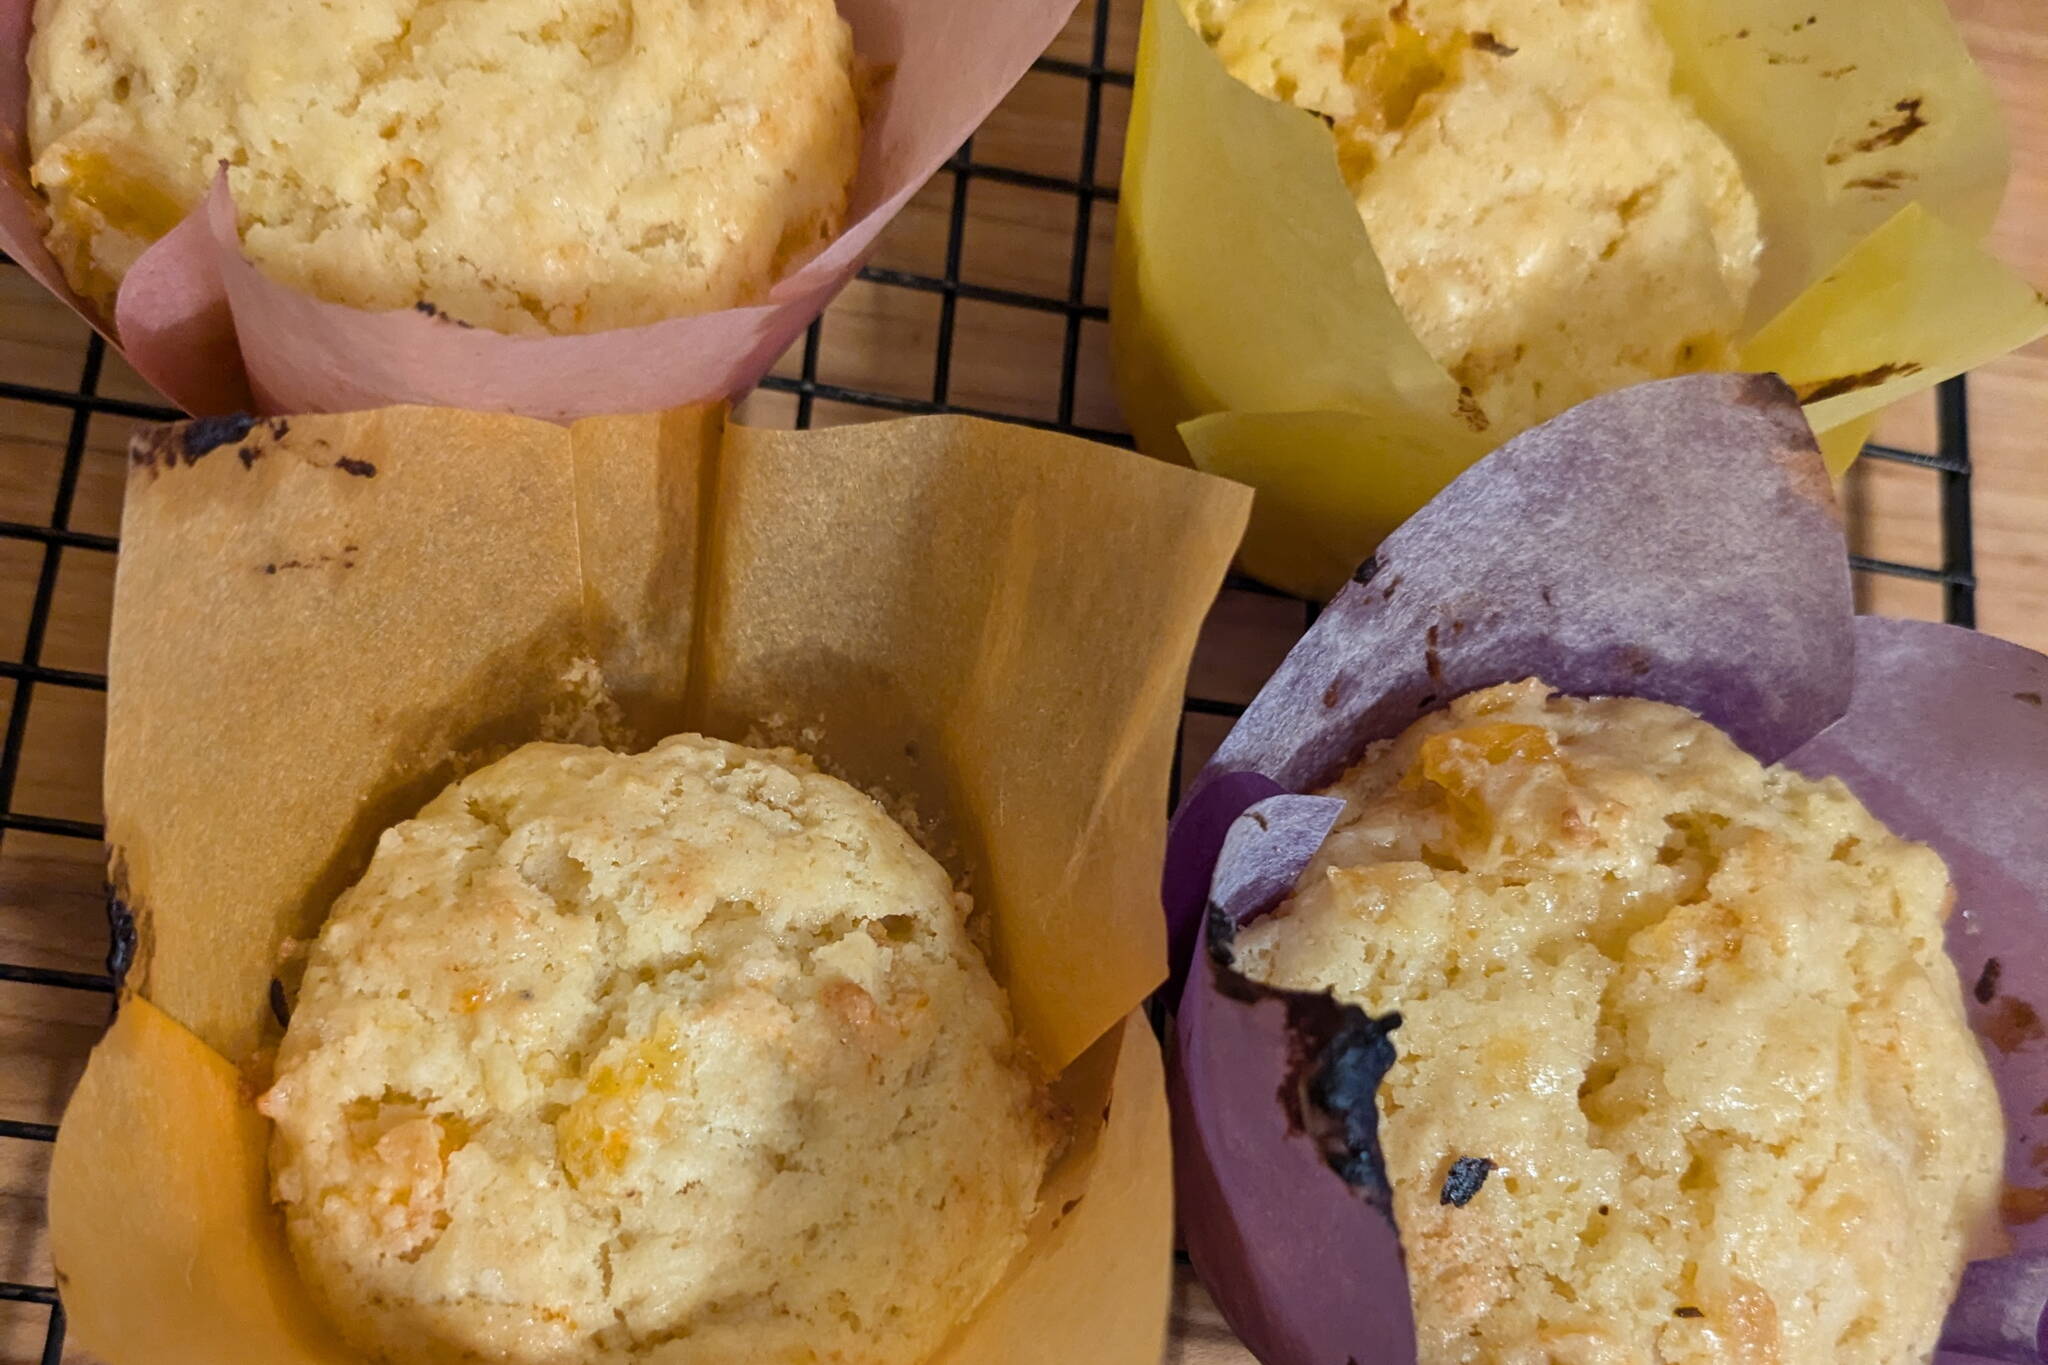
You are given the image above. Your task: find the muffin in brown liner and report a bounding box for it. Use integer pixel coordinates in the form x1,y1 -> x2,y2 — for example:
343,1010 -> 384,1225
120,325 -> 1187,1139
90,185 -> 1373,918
49,407 -> 1251,1364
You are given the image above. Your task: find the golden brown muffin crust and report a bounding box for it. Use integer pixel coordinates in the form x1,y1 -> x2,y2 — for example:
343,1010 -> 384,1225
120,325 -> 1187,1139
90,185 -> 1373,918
261,735 -> 1054,1365
1238,681 -> 2003,1365
28,0 -> 861,333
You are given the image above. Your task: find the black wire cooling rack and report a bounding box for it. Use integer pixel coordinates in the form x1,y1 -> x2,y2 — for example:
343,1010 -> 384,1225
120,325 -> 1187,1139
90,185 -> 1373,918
0,0 -> 1983,1358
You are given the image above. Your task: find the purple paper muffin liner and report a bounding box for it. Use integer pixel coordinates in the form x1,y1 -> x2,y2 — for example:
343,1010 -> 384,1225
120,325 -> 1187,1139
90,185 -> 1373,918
1163,374 -> 2048,1364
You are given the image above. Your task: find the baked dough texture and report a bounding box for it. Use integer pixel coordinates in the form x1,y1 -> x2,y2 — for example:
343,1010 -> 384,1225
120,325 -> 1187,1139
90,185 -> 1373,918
1236,681 -> 2003,1365
260,735 -> 1053,1365
1181,0 -> 1762,437
26,0 -> 860,334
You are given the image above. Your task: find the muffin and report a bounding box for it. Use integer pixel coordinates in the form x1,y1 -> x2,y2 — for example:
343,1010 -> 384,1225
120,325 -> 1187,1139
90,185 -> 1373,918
1234,680 -> 2004,1365
258,734 -> 1056,1365
1179,0 -> 1760,437
26,0 -> 861,334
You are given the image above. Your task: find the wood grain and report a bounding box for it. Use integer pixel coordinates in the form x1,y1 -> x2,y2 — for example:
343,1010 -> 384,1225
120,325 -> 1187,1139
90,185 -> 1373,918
0,1 -> 2043,1360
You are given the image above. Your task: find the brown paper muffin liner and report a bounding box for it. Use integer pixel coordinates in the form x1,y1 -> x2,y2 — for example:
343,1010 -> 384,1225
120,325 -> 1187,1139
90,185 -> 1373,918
49,407 -> 1251,1364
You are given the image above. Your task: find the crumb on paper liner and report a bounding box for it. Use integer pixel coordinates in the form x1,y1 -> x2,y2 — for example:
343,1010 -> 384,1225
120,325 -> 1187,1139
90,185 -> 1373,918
1157,374 -> 2048,1364
50,406 -> 1249,1365
1110,0 -> 2048,598
0,0 -> 1080,419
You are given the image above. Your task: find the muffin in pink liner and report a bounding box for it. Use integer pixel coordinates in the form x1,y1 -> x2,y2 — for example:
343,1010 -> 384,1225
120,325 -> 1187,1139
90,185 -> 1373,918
1161,373 -> 2048,1365
0,0 -> 1075,417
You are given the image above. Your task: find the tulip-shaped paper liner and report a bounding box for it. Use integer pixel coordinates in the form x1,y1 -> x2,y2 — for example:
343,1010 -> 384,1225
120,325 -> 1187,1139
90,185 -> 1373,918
0,0 -> 1078,418
1160,373 -> 2048,1364
47,407 -> 1252,1365
1112,0 -> 2048,598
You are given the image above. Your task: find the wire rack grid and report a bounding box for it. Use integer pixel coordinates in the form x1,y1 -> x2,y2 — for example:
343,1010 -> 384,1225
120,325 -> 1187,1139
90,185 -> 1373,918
0,0 -> 1982,1359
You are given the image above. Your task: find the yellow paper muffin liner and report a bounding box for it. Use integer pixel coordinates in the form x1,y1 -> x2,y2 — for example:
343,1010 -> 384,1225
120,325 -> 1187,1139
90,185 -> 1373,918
48,407 -> 1252,1365
1111,0 -> 2048,598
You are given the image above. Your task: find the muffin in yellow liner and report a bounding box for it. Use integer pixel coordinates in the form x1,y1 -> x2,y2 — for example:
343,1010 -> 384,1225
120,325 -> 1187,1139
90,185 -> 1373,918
47,407 -> 1251,1364
1112,0 -> 2048,598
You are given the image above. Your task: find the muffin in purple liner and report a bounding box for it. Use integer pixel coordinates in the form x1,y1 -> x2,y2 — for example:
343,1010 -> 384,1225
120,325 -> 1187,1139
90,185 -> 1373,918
1163,373 -> 2048,1365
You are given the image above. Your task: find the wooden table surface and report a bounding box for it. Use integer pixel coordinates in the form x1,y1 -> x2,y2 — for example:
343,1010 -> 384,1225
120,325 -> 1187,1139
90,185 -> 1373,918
1,1 -> 2044,1360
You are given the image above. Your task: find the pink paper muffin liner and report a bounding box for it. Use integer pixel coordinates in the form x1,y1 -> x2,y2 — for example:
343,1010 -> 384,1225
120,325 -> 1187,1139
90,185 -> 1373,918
0,0 -> 1077,417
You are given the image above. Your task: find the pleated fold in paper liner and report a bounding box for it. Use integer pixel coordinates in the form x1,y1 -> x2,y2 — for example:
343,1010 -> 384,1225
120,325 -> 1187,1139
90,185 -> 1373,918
1111,0 -> 2048,598
1160,372 -> 2048,1365
0,0 -> 1077,418
47,406 -> 1252,1365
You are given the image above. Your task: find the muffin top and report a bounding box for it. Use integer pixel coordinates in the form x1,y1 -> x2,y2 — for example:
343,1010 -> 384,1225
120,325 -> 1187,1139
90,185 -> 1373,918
260,734 -> 1054,1365
1235,681 -> 2003,1365
27,0 -> 861,334
1182,0 -> 1761,438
